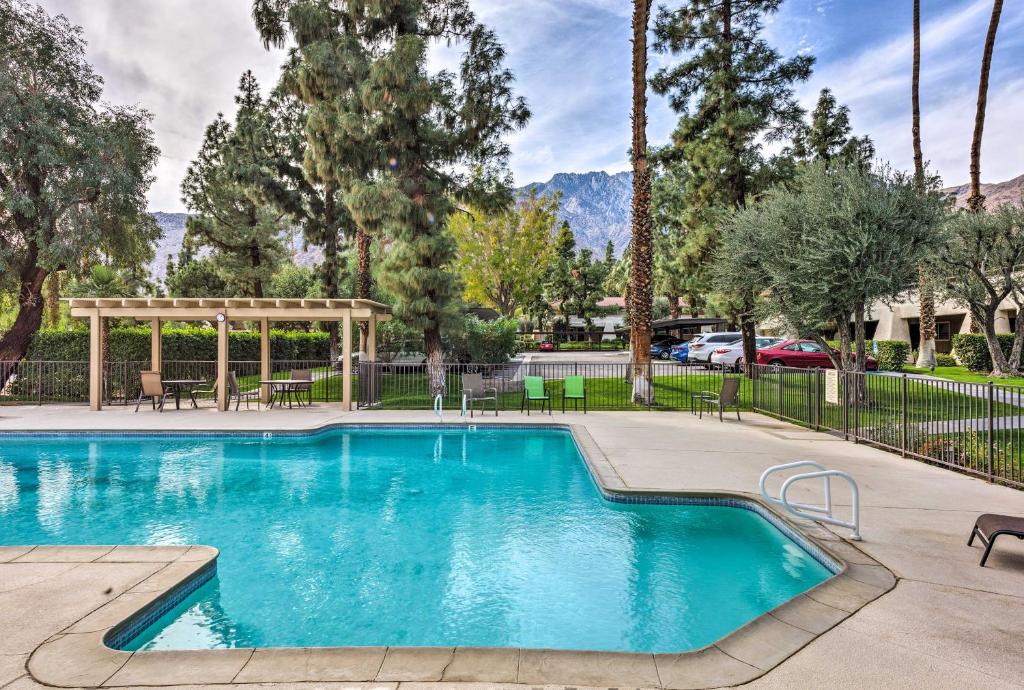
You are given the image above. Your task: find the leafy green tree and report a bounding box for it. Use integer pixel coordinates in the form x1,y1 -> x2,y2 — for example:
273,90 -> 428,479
255,0 -> 529,393
449,192 -> 558,317
791,89 -> 874,168
0,0 -> 159,369
603,240 -> 616,268
564,248 -> 608,331
181,72 -> 288,298
269,265 -> 320,299
929,204 -> 1024,376
717,162 -> 947,373
652,0 -> 813,367
165,257 -> 227,299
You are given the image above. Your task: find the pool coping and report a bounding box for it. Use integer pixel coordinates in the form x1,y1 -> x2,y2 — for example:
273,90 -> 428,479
12,422 -> 896,689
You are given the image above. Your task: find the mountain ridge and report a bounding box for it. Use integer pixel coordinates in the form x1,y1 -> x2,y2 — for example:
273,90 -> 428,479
146,171 -> 1024,280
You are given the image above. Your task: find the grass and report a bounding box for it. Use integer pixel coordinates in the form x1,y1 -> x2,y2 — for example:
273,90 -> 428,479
902,365 -> 1024,388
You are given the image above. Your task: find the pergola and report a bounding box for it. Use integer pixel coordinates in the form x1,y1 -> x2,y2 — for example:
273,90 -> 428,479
65,297 -> 392,412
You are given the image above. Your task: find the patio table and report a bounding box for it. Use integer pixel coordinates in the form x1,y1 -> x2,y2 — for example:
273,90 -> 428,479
260,379 -> 312,409
162,379 -> 207,410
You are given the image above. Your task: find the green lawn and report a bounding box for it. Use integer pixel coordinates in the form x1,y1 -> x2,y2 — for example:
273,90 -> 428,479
902,365 -> 1024,388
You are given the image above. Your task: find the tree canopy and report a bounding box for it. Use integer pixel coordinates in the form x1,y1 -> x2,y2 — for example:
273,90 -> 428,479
0,0 -> 159,365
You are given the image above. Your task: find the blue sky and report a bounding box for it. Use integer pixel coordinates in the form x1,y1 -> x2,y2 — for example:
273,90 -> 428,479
42,0 -> 1024,211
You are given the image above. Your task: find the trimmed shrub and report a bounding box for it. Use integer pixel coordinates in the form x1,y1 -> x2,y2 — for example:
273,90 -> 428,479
935,353 -> 958,367
950,333 -> 1019,372
872,340 -> 912,372
444,317 -> 520,364
24,327 -> 331,363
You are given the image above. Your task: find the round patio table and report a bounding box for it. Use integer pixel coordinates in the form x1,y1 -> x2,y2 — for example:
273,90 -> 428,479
162,379 -> 208,410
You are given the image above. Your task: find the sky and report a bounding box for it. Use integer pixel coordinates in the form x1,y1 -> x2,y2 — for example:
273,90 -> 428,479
39,0 -> 1024,212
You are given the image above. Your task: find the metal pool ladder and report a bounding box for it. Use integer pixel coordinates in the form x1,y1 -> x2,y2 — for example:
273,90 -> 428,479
433,393 -> 444,422
759,461 -> 861,540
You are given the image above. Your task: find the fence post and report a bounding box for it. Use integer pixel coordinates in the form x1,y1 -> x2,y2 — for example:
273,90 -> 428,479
987,381 -> 994,481
901,374 -> 908,457
37,361 -> 43,405
842,371 -> 849,441
647,360 -> 653,410
777,366 -> 783,419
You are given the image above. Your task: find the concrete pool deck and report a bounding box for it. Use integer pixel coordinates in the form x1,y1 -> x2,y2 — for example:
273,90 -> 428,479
1,406 -> 1023,689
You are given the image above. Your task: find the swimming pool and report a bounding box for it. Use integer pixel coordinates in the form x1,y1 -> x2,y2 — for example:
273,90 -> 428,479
0,426 -> 833,653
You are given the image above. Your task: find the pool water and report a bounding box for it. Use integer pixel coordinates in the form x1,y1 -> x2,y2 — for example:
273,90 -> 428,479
0,427 -> 832,653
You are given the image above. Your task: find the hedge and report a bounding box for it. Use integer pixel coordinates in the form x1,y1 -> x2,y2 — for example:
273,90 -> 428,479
872,340 -> 912,372
950,333 -> 1021,372
24,326 -> 331,363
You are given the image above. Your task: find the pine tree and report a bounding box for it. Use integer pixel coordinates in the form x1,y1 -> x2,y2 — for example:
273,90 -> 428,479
255,1 -> 528,393
791,89 -> 874,168
652,0 -> 813,370
604,240 -> 616,268
181,72 -> 288,298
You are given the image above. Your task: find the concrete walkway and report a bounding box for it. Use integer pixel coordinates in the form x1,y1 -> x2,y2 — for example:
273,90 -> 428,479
0,406 -> 1022,689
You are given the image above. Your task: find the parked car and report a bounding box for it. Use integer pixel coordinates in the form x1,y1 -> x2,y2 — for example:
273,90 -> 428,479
670,342 -> 689,363
709,337 -> 782,367
650,336 -> 684,360
687,332 -> 743,363
539,340 -> 555,352
755,339 -> 878,370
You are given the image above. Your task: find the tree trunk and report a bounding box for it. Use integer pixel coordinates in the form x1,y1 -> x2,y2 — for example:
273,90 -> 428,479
0,251 -> 49,380
356,226 -> 371,350
911,0 -> 937,369
967,0 -> 1004,213
323,196 -> 340,360
1007,298 -> 1024,372
424,324 -> 445,397
978,306 -> 1013,375
853,300 -> 867,374
629,0 -> 655,405
45,272 -> 61,328
667,293 -> 680,320
739,313 -> 756,375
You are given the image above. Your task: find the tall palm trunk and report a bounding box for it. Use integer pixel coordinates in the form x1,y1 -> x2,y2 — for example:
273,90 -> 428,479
912,0 -> 937,368
629,0 -> 655,404
356,227 -> 372,354
966,0 -> 1004,213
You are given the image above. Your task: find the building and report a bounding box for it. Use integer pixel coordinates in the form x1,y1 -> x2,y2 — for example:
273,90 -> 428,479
870,294 -> 1016,354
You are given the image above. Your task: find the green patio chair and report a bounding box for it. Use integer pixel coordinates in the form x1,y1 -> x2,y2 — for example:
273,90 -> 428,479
521,375 -> 550,415
562,375 -> 586,413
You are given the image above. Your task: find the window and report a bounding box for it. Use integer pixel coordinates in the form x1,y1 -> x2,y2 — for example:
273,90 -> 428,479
935,321 -> 951,342
799,342 -> 823,353
783,343 -> 801,351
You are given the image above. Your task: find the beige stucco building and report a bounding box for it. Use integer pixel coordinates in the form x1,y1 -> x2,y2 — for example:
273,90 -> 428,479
869,294 -> 1018,353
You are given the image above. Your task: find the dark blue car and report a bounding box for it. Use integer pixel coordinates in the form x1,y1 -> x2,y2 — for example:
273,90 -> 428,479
670,342 -> 688,363
650,338 -> 684,360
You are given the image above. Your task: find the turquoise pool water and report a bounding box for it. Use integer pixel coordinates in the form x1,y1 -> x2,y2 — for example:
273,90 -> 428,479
0,426 -> 831,653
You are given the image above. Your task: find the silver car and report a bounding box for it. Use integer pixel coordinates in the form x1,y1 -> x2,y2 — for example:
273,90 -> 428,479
687,332 -> 743,363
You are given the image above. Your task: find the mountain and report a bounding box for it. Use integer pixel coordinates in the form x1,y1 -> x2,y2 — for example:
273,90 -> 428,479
518,171 -> 633,255
149,212 -> 188,281
943,173 -> 1024,208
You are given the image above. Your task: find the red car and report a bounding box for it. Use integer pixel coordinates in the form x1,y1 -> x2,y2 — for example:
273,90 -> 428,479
539,340 -> 555,352
755,339 -> 877,370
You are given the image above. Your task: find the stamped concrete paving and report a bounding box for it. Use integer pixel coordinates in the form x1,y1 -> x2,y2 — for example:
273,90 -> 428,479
1,406 -> 1022,689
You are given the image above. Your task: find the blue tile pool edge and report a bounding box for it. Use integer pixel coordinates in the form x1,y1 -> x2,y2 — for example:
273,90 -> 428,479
4,421 -> 847,652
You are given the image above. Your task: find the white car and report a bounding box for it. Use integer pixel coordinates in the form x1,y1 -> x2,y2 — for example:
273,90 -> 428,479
687,332 -> 742,363
709,336 -> 783,366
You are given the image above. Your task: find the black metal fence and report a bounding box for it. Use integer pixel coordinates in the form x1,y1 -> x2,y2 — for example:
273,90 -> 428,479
357,360 -> 743,411
750,364 -> 1024,489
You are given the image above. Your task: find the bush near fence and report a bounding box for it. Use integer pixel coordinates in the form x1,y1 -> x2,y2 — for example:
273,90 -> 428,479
951,333 -> 1022,372
935,352 -> 957,367
25,327 -> 331,362
872,340 -> 912,371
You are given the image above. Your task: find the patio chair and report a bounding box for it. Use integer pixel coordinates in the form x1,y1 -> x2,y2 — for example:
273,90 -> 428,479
968,513 -> 1024,567
290,368 -> 313,406
134,371 -> 175,413
521,375 -> 550,416
562,375 -> 586,413
461,372 -> 498,418
228,371 -> 261,411
699,377 -> 741,422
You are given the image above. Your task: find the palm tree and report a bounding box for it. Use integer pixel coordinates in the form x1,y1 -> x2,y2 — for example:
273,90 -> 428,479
967,0 -> 1004,213
912,0 -> 937,368
630,0 -> 655,404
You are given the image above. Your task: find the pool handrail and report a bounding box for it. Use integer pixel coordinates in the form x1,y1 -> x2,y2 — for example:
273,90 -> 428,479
760,461 -> 861,540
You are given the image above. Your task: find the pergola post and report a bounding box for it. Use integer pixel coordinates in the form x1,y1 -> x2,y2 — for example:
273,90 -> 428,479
89,310 -> 103,411
259,317 -> 270,404
216,316 -> 229,411
150,319 -> 162,372
342,312 -> 352,410
367,315 -> 377,361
